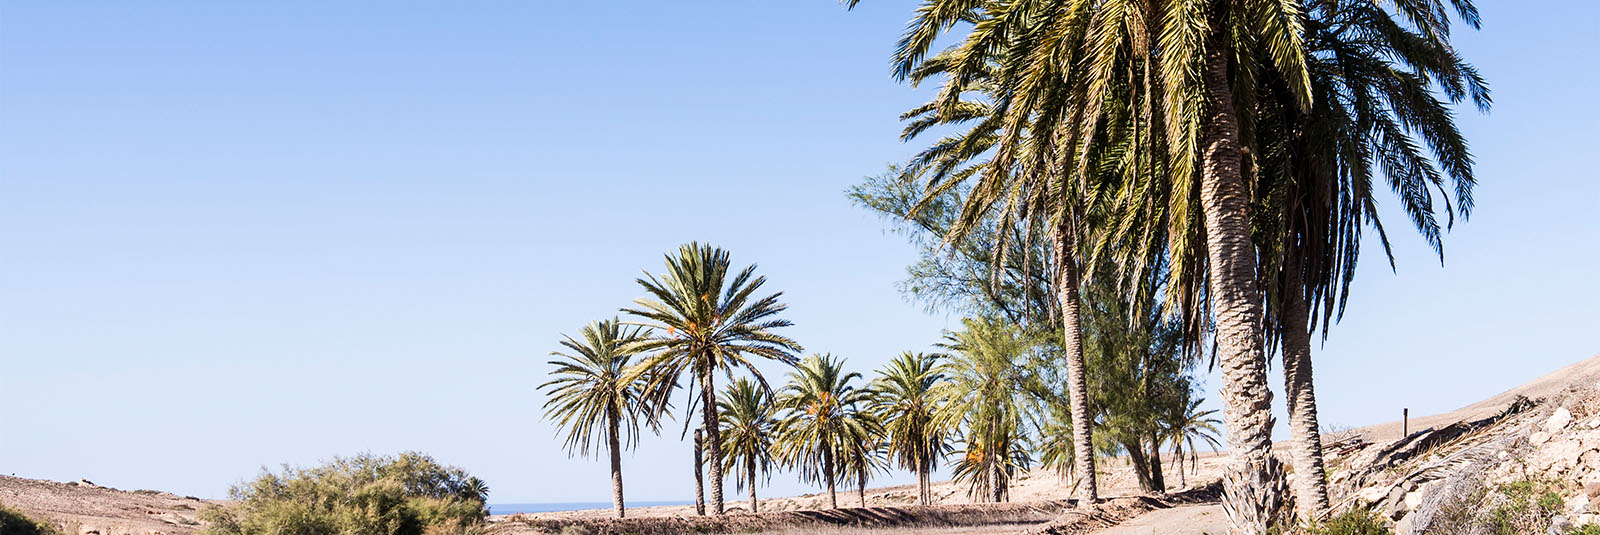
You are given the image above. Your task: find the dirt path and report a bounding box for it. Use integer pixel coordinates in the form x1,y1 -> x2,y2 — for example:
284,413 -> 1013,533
1086,504 -> 1227,535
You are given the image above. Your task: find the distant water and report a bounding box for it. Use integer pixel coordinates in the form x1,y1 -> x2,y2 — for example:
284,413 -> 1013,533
489,500 -> 693,515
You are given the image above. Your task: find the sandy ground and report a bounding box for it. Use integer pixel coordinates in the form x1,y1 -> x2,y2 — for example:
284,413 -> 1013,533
1092,504 -> 1226,535
503,452 -> 1233,523
0,475 -> 221,535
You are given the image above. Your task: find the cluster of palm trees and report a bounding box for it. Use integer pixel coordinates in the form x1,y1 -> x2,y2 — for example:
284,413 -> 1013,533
846,0 -> 1488,532
542,243 -> 1226,518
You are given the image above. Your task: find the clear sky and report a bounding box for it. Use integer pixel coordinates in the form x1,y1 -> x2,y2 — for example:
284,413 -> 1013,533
1,1 -> 1595,505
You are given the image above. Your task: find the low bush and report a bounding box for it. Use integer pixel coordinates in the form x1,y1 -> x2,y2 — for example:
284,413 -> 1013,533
1306,509 -> 1391,535
0,503 -> 62,535
198,452 -> 489,535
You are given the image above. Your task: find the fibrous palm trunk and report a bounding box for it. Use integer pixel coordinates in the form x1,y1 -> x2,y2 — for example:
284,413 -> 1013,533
858,471 -> 867,508
693,428 -> 706,516
824,447 -> 838,509
699,364 -> 725,515
1197,10 -> 1287,534
747,456 -> 758,513
607,408 -> 626,519
918,461 -> 931,505
1052,222 -> 1098,507
1281,261 -> 1331,520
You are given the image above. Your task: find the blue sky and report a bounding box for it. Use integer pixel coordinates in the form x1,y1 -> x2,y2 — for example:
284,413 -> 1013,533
1,1 -> 1595,504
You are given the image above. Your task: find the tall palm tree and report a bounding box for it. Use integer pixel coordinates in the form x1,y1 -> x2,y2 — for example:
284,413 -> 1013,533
717,378 -> 776,513
1162,397 -> 1222,489
774,354 -> 876,509
623,242 -> 803,515
938,318 -> 1034,503
886,4 -> 1104,506
881,0 -> 1309,527
870,352 -> 949,506
540,319 -> 653,518
1250,0 -> 1487,520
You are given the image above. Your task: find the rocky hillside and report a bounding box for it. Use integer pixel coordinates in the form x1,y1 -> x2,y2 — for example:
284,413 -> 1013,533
1321,355 -> 1600,534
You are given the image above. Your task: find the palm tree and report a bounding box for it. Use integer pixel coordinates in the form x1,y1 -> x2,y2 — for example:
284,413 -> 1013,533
717,378 -> 776,513
938,318 -> 1034,503
885,4 -> 1104,506
838,418 -> 887,507
774,354 -> 876,509
623,242 -> 803,515
870,352 -> 949,506
1251,0 -> 1488,520
1162,397 -> 1222,489
540,319 -> 653,518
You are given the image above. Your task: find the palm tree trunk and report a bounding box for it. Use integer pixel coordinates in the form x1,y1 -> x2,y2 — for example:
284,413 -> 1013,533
1281,261 -> 1331,520
918,461 -> 930,505
858,470 -> 867,508
824,447 -> 838,509
607,409 -> 626,519
747,456 -> 758,513
699,365 -> 725,515
1177,446 -> 1187,488
1198,8 -> 1288,533
1051,222 -> 1097,507
693,428 -> 706,516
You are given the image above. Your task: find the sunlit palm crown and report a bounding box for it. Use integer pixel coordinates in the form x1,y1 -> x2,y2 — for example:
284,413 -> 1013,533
774,354 -> 879,487
871,352 -> 951,473
622,242 -> 802,407
539,318 -> 654,457
718,378 -> 777,492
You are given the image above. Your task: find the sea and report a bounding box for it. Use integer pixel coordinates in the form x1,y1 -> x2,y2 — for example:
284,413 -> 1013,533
488,500 -> 694,515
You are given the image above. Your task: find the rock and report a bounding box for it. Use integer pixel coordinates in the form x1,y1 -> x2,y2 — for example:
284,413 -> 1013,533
1585,473 -> 1600,500
1574,492 -> 1594,515
1402,479 -> 1418,492
1580,513 -> 1596,526
1535,431 -> 1553,445
1388,486 -> 1410,519
1395,512 -> 1415,535
1358,486 -> 1389,504
1587,417 -> 1600,429
1405,490 -> 1425,511
79,526 -> 101,535
1550,407 -> 1576,432
1550,514 -> 1572,535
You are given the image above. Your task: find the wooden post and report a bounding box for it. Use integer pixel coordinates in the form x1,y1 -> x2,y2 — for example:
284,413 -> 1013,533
1403,408 -> 1409,437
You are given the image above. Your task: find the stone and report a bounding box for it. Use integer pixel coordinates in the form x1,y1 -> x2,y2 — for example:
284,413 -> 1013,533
1550,514 -> 1572,535
1402,479 -> 1418,491
1550,407 -> 1576,432
1535,431 -> 1553,445
1587,473 -> 1600,500
1579,513 -> 1596,526
1395,512 -> 1415,535
1574,492 -> 1594,515
1358,486 -> 1389,504
1388,486 -> 1410,519
1405,490 -> 1425,511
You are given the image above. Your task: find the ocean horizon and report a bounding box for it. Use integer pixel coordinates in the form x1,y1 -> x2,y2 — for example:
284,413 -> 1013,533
488,500 -> 695,515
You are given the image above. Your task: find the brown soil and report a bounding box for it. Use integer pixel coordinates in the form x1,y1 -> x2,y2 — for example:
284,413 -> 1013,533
0,476 -> 223,535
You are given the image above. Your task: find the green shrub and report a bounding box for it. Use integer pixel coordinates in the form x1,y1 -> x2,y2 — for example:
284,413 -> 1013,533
1570,524 -> 1600,535
198,452 -> 489,535
1306,509 -> 1392,535
0,504 -> 62,535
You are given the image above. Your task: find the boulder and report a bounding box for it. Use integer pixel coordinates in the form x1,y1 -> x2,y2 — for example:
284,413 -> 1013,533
1357,486 -> 1389,505
1550,407 -> 1575,432
1574,492 -> 1594,515
1395,512 -> 1415,535
1405,490 -> 1425,512
1388,486 -> 1410,519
